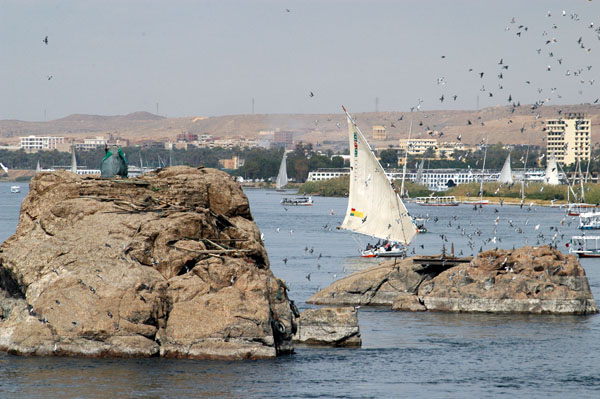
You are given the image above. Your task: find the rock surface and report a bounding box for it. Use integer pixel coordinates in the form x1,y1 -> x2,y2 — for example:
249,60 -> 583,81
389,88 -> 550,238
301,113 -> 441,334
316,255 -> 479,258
308,247 -> 598,315
0,167 -> 296,359
293,307 -> 361,347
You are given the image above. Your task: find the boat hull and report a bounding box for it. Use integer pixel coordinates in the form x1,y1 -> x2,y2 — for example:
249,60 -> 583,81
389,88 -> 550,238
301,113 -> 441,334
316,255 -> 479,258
417,203 -> 459,206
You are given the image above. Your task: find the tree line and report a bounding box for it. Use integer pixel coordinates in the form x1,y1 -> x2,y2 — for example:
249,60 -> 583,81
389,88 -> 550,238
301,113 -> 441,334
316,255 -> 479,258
2,142 -> 598,182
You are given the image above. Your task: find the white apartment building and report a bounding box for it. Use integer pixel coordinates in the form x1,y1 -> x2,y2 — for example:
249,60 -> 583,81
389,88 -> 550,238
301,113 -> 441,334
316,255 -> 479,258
546,113 -> 591,166
75,136 -> 108,150
398,138 -> 437,155
20,136 -> 64,152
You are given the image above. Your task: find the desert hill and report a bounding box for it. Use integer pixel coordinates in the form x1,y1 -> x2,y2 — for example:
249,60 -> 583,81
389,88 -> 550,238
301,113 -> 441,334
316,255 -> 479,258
1,104 -> 599,148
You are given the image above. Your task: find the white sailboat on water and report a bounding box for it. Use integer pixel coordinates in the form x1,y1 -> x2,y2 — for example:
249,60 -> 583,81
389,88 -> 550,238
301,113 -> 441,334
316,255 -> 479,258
497,153 -> 513,185
544,152 -> 559,185
340,106 -> 417,258
275,151 -> 288,191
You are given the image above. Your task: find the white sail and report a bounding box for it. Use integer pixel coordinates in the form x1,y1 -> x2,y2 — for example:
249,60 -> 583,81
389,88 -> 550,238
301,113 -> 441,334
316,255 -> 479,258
415,159 -> 424,184
340,108 -> 417,245
36,160 -> 41,173
497,153 -> 513,184
545,153 -> 559,185
275,152 -> 288,189
0,162 -> 8,174
70,145 -> 77,173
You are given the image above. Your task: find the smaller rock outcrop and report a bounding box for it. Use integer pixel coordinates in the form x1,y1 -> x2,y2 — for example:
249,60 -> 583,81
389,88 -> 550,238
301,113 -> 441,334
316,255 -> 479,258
308,246 -> 598,315
293,307 -> 361,347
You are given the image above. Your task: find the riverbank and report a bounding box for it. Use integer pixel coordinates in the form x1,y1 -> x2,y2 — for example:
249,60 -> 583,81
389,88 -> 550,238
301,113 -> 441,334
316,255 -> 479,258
297,177 -> 597,205
0,169 -> 34,182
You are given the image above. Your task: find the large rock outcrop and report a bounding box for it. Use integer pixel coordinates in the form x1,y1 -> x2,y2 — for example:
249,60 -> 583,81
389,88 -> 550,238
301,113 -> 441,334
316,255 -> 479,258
308,247 -> 598,314
0,167 -> 296,359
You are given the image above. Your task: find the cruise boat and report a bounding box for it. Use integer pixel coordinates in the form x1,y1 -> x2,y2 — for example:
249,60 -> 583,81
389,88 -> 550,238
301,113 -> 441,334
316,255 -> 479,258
10,185 -> 20,193
578,212 -> 600,230
415,196 -> 459,206
281,196 -> 313,206
569,236 -> 600,258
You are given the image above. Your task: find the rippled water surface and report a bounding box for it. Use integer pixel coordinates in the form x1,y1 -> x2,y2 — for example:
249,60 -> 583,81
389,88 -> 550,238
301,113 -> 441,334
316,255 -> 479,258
1,182 -> 599,398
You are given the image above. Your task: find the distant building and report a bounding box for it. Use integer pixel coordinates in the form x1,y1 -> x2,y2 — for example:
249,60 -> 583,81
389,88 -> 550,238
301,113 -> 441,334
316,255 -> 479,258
372,125 -> 387,140
398,138 -> 437,155
546,113 -> 591,166
74,135 -> 129,151
273,130 -> 294,148
177,132 -> 198,142
19,135 -> 64,152
218,156 -> 244,170
75,136 -> 108,151
437,142 -> 465,158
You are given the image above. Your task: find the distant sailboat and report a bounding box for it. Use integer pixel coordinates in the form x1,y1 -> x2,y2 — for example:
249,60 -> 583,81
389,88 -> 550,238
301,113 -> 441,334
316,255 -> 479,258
70,145 -> 77,174
497,153 -> 513,184
340,106 -> 417,257
544,153 -> 559,185
275,152 -> 288,191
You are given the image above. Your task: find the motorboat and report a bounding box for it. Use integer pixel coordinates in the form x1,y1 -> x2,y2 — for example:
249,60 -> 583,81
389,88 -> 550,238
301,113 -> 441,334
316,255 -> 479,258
10,185 -> 20,193
578,212 -> 600,230
569,236 -> 600,258
567,203 -> 597,217
281,196 -> 313,206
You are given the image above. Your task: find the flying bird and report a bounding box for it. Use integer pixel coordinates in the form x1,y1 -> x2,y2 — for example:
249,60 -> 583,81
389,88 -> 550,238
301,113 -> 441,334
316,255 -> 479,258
43,36 -> 48,45
309,91 -> 314,97
47,75 -> 53,80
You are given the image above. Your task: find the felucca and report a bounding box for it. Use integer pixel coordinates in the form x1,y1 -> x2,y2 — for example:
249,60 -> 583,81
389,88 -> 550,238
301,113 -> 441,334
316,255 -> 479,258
275,151 -> 288,191
340,106 -> 417,257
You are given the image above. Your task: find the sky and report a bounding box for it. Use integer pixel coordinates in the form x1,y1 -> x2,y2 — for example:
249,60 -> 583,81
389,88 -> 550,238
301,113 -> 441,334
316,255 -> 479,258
1,0 -> 599,121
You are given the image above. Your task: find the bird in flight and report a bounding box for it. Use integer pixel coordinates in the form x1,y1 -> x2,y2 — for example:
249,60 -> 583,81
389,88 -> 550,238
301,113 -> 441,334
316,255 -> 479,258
43,36 -> 48,45
47,75 -> 53,80
309,91 -> 314,97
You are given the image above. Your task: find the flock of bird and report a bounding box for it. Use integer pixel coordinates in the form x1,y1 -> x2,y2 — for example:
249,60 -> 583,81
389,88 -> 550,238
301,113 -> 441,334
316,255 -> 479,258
303,6 -> 599,149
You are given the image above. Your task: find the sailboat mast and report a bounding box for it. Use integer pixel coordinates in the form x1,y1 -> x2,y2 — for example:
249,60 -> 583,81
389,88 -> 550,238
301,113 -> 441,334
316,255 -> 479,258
480,139 -> 487,199
578,158 -> 585,202
400,120 -> 412,198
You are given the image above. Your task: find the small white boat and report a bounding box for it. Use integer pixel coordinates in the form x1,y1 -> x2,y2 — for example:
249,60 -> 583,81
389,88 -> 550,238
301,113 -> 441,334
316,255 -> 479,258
569,236 -> 600,258
361,242 -> 406,258
463,199 -> 489,205
415,196 -> 459,206
414,218 -> 428,233
579,212 -> 600,230
10,185 -> 20,193
281,196 -> 313,206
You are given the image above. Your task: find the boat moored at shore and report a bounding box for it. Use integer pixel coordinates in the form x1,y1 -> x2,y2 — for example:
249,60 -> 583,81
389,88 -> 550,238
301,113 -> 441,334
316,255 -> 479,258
569,235 -> 600,257
415,196 -> 459,206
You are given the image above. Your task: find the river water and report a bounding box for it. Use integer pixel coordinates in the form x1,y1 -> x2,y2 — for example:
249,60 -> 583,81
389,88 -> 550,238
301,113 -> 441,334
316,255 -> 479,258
0,181 -> 599,398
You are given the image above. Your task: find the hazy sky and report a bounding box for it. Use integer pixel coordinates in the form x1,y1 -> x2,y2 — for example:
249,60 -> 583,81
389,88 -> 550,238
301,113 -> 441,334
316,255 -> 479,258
1,0 -> 599,121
